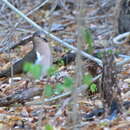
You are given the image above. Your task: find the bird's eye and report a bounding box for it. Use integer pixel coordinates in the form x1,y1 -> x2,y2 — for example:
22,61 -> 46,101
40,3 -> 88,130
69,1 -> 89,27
42,37 -> 48,42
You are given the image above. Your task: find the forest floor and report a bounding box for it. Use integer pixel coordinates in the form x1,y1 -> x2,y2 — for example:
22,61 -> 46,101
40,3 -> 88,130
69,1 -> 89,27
0,0 -> 130,129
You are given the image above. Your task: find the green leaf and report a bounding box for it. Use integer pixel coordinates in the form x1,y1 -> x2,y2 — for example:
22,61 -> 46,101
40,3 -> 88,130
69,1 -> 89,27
44,85 -> 53,97
54,83 -> 64,95
63,77 -> 74,88
83,74 -> 93,86
56,59 -> 64,66
90,83 -> 97,93
23,62 -> 32,72
83,29 -> 93,45
96,52 -> 104,58
47,66 -> 57,76
107,49 -> 113,55
23,63 -> 42,79
99,121 -> 109,127
44,124 -> 53,130
30,64 -> 42,79
59,59 -> 64,66
81,28 -> 94,54
86,47 -> 94,54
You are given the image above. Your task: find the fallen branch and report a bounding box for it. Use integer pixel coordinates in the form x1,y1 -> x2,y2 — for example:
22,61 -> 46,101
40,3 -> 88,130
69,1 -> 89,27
117,55 -> 130,66
0,87 -> 43,107
113,32 -> 130,44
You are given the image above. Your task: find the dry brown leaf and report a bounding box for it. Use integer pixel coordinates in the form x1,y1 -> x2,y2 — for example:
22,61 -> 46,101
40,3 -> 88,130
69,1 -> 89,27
0,62 -> 11,71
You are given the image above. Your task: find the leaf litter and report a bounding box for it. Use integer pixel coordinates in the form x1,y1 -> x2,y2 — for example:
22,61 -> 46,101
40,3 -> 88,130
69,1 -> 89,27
0,0 -> 130,129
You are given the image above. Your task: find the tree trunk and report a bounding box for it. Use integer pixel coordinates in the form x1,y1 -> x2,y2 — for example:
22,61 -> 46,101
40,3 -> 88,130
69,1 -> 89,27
118,0 -> 130,33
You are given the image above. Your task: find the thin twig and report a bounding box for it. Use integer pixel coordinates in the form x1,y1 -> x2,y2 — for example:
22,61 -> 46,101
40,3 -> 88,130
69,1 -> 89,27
14,0 -> 51,28
113,32 -> 130,45
52,97 -> 71,125
117,55 -> 130,66
87,14 -> 113,21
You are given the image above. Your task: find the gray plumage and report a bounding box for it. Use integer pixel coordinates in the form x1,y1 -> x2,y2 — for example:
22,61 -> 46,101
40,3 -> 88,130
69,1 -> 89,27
33,32 -> 52,78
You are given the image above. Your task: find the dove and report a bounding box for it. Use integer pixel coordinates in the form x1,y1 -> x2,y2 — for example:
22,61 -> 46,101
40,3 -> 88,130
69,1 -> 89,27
33,32 -> 52,78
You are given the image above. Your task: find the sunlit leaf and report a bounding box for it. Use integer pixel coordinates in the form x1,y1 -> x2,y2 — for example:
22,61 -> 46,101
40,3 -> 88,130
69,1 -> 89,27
83,74 -> 93,86
44,85 -> 53,97
90,83 -> 97,93
44,124 -> 53,130
54,83 -> 64,95
81,28 -> 94,54
57,59 -> 64,66
23,62 -> 42,79
47,66 -> 57,76
107,49 -> 113,54
23,62 -> 32,72
30,64 -> 42,79
63,77 -> 74,88
96,52 -> 104,58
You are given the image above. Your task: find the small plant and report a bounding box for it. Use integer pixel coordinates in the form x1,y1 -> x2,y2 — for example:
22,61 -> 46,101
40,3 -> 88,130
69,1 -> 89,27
95,49 -> 120,59
83,74 -> 93,86
23,62 -> 97,95
63,77 -> 74,89
44,124 -> 53,130
90,83 -> 97,93
44,77 -> 74,97
54,83 -> 64,95
47,65 -> 58,77
99,121 -> 109,127
96,52 -> 104,58
56,59 -> 64,66
23,62 -> 74,97
81,28 -> 94,54
107,49 -> 113,55
23,62 -> 42,79
44,85 -> 53,97
24,63 -> 58,79
83,73 -> 97,93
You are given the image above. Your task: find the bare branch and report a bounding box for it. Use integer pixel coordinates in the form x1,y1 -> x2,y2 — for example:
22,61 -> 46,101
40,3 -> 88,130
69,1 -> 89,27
113,32 -> 130,44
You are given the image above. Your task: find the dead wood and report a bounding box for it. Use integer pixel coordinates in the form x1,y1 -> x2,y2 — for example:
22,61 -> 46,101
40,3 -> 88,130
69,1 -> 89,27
0,87 -> 43,106
101,52 -> 121,113
118,0 -> 130,33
